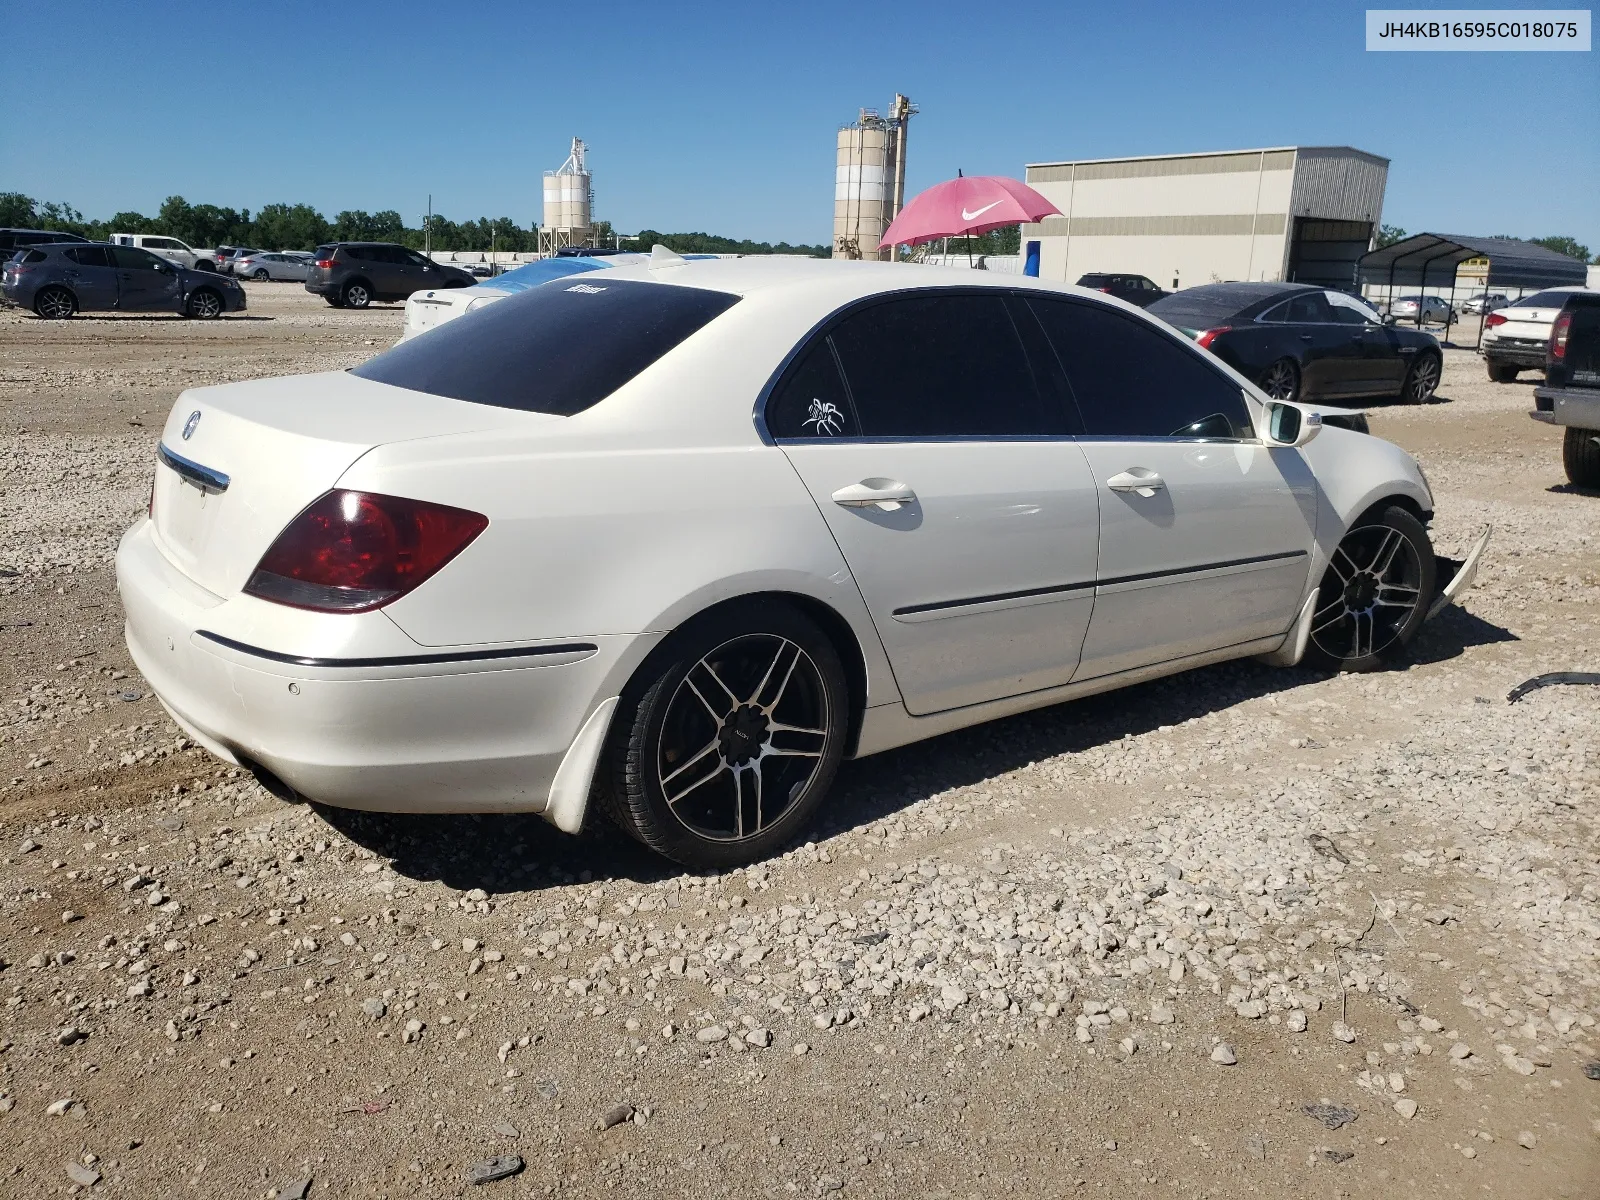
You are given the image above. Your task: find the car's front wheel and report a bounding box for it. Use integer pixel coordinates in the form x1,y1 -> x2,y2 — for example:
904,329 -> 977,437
1401,352 -> 1441,403
185,289 -> 223,319
602,600 -> 850,869
1485,359 -> 1519,383
1304,504 -> 1437,673
34,286 -> 77,319
1564,426 -> 1600,487
1260,357 -> 1301,401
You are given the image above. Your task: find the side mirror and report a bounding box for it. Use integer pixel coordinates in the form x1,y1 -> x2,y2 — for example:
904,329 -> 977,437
1264,401 -> 1321,448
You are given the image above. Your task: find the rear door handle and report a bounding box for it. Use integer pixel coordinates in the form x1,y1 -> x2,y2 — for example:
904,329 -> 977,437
1106,469 -> 1164,497
831,478 -> 917,510
1298,334 -> 1314,341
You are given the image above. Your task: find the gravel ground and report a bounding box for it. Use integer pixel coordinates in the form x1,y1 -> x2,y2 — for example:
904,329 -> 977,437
1,286 -> 1596,1198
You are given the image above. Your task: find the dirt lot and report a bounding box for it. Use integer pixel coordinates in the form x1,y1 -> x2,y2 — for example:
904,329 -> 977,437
1,284 -> 1596,1199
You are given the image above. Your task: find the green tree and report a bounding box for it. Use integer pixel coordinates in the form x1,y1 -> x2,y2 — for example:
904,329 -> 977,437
0,193 -> 37,226
1376,224 -> 1408,248
1530,235 -> 1591,263
253,203 -> 332,250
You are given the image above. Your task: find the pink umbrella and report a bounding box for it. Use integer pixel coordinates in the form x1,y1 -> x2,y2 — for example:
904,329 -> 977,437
879,173 -> 1061,250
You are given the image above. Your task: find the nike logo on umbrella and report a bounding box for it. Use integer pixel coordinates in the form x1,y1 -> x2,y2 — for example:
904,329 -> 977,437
960,201 -> 1004,222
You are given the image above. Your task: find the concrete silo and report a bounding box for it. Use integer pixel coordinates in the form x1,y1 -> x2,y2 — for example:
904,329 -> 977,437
539,138 -> 593,256
833,95 -> 915,261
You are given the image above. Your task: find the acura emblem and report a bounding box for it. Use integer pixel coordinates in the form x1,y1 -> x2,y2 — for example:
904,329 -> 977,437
182,410 -> 201,440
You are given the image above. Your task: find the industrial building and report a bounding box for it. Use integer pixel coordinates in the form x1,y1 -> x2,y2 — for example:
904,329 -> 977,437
833,95 -> 915,261
1021,146 -> 1389,291
539,137 -> 593,256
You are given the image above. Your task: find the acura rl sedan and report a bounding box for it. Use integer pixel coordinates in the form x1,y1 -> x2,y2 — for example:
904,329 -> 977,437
117,255 -> 1487,867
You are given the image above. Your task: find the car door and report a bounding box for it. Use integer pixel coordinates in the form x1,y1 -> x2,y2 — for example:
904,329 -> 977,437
1025,295 -> 1317,680
770,290 -> 1102,716
1325,291 -> 1408,393
108,245 -> 181,309
60,245 -> 119,309
402,248 -> 443,295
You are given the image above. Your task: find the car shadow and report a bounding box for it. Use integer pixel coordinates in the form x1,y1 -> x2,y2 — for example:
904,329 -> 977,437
59,314 -> 275,323
318,603 -> 1518,894
1547,481 -> 1600,498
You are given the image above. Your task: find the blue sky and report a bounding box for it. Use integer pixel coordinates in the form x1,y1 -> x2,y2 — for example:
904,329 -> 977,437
5,0 -> 1597,250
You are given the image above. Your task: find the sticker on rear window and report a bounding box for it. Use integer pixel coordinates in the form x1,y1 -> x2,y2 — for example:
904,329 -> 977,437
566,283 -> 606,294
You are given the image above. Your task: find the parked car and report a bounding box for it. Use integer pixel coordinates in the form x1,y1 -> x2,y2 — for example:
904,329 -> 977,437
1483,286 -> 1594,381
117,258 -> 1487,868
0,228 -> 89,257
305,243 -> 474,308
215,248 -> 264,276
1147,282 -> 1442,405
1530,292 -> 1600,485
1075,272 -> 1169,307
232,252 -> 310,282
107,233 -> 211,271
2,242 -> 246,319
1386,295 -> 1453,326
1461,292 -> 1510,315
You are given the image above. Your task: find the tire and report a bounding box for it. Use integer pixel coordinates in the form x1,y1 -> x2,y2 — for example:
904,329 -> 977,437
33,286 -> 77,320
1564,426 -> 1600,487
1401,352 -> 1441,404
601,599 -> 850,869
251,268 -> 270,281
185,289 -> 223,319
341,281 -> 371,308
1485,359 -> 1519,383
1303,504 -> 1437,673
1259,357 -> 1301,401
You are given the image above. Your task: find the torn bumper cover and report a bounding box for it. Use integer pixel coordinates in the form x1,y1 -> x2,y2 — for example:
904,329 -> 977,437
1427,525 -> 1491,621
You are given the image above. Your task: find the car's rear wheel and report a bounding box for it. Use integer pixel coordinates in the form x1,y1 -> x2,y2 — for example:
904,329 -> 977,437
1304,504 -> 1436,673
602,600 -> 849,869
252,268 -> 270,281
1401,352 -> 1441,403
342,281 -> 371,308
1260,358 -> 1301,401
34,287 -> 76,320
1485,359 -> 1519,382
1564,426 -> 1600,487
185,289 -> 223,319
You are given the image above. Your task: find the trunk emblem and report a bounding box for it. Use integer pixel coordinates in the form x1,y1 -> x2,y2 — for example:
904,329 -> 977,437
182,410 -> 202,440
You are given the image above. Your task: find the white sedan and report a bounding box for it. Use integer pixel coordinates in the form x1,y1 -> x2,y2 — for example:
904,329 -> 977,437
116,255 -> 1488,867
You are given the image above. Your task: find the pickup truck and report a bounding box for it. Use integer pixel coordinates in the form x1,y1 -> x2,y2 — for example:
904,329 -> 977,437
1531,291 -> 1600,486
106,233 -> 215,271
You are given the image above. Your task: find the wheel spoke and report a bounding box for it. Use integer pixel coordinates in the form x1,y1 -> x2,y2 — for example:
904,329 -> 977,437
695,656 -> 742,713
1365,528 -> 1404,576
1352,610 -> 1374,659
664,756 -> 727,806
747,637 -> 792,708
768,719 -> 827,738
683,675 -> 730,724
1311,597 -> 1347,633
758,644 -> 804,715
734,763 -> 762,837
1375,583 -> 1419,608
661,737 -> 722,790
1329,547 -> 1359,583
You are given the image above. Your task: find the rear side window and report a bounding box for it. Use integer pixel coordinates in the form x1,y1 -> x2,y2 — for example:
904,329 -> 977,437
1028,297 -> 1254,440
65,246 -> 111,267
827,292 -> 1063,437
352,279 -> 740,416
768,342 -> 859,439
17,249 -> 48,264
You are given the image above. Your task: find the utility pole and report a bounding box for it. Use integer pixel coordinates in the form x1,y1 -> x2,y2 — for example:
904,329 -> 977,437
425,194 -> 432,257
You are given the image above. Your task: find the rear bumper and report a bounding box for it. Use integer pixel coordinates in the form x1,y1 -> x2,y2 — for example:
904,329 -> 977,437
1532,385 -> 1600,428
1482,339 -> 1547,366
115,518 -> 644,816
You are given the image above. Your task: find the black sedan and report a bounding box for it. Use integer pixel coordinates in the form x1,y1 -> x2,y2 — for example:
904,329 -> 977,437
1146,283 -> 1442,405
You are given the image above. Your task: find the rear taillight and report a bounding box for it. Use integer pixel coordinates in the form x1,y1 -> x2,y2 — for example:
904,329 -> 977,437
315,258 -> 335,269
1550,312 -> 1572,360
1196,326 -> 1232,350
243,489 -> 488,613
1485,313 -> 1508,328
1097,286 -> 1111,293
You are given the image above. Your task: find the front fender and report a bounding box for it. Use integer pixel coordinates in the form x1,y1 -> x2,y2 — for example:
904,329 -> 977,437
1298,425 -> 1434,587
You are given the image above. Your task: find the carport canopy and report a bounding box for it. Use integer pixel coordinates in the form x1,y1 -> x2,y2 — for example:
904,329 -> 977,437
1360,233 -> 1590,290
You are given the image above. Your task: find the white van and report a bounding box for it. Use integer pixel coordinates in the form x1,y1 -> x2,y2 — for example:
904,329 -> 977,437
107,233 -> 211,271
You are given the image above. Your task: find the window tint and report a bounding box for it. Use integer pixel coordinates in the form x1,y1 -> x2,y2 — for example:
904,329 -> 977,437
353,278 -> 740,416
1028,297 -> 1254,440
18,249 -> 48,264
828,293 -> 1062,437
1282,292 -> 1333,323
767,341 -> 858,439
313,245 -> 335,260
65,246 -> 111,267
109,246 -> 165,270
1516,290 -> 1574,308
405,250 -> 431,267
1324,290 -> 1378,326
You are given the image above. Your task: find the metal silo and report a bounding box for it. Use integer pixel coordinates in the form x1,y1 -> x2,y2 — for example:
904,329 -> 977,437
833,97 -> 914,261
538,138 -> 593,256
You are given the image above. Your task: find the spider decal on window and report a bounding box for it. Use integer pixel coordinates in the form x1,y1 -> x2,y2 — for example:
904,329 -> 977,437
801,398 -> 844,436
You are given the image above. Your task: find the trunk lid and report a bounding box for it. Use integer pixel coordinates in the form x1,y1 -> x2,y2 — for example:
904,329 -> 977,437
150,370 -> 547,597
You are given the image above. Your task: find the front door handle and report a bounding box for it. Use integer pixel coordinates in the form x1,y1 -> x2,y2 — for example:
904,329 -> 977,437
1298,334 -> 1314,341
1106,469 -> 1164,497
831,478 -> 917,511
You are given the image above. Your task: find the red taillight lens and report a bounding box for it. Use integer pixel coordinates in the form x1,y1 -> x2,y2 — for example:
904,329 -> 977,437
1195,326 -> 1232,350
1485,312 -> 1508,328
1550,311 -> 1572,360
315,258 -> 335,269
1097,286 -> 1111,293
244,489 -> 488,613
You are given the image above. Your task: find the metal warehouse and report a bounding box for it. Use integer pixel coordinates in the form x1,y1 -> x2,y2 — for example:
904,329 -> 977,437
1021,146 -> 1389,291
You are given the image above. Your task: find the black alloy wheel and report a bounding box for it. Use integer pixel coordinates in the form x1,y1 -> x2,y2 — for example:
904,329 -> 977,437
1305,505 -> 1436,673
1402,352 -> 1441,404
34,286 -> 77,319
186,289 -> 223,319
1260,358 -> 1301,401
603,600 -> 849,869
342,281 -> 371,308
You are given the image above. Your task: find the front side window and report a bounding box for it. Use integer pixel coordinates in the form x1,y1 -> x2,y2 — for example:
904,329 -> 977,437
827,292 -> 1062,437
1028,297 -> 1254,440
1324,290 -> 1378,325
109,246 -> 166,271
767,342 -> 858,439
353,278 -> 740,416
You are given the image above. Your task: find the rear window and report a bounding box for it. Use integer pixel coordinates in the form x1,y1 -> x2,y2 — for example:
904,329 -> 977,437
1515,290 -> 1575,308
16,249 -> 48,264
1146,287 -> 1256,327
313,245 -> 335,260
352,278 -> 741,416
